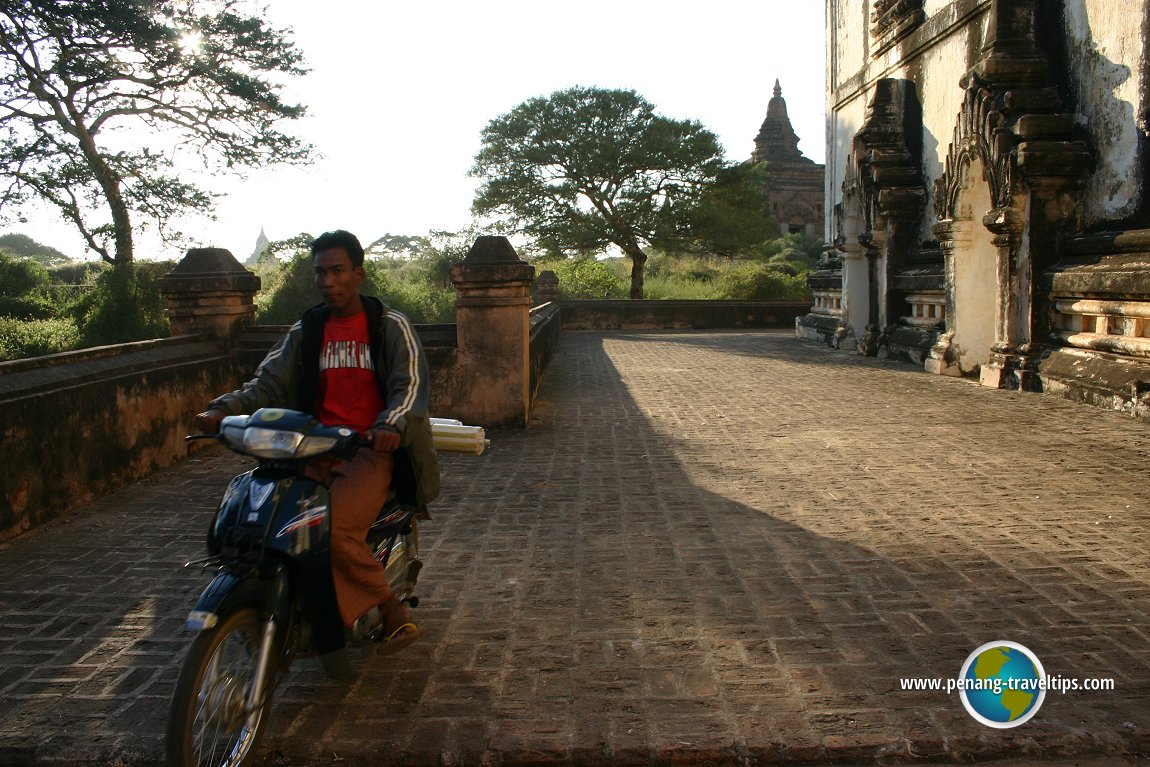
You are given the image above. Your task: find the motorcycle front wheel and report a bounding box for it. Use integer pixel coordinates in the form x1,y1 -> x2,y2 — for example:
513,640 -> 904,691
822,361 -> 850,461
165,608 -> 273,767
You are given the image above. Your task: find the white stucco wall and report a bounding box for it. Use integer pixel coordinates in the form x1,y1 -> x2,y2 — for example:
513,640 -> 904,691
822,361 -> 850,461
1063,0 -> 1147,224
831,0 -> 869,90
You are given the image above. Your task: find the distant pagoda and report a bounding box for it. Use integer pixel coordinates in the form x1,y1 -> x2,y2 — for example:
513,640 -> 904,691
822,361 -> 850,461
751,80 -> 825,239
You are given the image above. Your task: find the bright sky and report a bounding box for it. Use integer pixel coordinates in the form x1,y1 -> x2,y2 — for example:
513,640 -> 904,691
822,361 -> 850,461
16,1 -> 827,262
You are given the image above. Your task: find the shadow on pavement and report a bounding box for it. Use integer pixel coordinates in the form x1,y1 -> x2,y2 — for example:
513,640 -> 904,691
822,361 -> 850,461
0,330 -> 1147,765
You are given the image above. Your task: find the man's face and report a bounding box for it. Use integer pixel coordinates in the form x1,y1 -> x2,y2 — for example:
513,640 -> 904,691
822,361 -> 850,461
313,247 -> 365,317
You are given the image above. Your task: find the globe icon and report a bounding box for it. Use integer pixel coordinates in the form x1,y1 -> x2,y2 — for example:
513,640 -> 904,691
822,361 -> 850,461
959,641 -> 1046,728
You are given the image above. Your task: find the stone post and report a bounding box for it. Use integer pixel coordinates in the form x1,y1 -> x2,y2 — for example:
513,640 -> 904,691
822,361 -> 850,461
448,236 -> 536,428
156,248 -> 260,348
536,270 -> 559,304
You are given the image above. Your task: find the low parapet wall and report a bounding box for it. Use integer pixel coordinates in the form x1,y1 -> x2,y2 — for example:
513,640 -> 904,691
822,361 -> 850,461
559,300 -> 813,330
0,336 -> 243,542
0,319 -> 528,542
529,303 -> 561,403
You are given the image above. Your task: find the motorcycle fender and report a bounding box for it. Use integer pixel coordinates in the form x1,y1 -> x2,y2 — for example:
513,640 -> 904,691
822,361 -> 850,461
185,565 -> 288,632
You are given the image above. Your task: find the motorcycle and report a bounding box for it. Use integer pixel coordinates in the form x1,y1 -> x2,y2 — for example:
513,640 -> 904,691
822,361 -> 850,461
165,407 -> 424,767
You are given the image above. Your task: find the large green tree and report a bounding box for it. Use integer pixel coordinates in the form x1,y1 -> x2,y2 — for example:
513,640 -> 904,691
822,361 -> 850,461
471,86 -> 772,298
0,0 -> 312,265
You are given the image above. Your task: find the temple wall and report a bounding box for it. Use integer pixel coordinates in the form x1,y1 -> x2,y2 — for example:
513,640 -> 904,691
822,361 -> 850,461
827,1 -> 992,244
816,0 -> 1150,417
1063,0 -> 1147,225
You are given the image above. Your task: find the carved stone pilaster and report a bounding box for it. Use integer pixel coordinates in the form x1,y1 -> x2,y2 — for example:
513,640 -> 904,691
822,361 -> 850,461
979,205 -> 1040,389
926,219 -> 972,377
447,236 -> 536,428
857,231 -> 884,357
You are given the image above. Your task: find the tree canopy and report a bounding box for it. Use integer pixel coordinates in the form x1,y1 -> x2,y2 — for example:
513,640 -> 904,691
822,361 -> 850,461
0,231 -> 69,264
470,86 -> 773,298
0,0 -> 313,265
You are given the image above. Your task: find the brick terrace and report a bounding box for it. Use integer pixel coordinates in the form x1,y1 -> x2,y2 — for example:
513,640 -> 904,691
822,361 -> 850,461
0,330 -> 1148,766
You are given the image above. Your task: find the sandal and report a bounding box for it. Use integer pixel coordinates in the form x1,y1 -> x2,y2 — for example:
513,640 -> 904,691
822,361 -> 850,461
376,621 -> 424,655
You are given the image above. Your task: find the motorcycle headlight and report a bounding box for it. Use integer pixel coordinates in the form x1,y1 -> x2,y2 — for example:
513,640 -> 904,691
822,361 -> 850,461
296,436 -> 339,458
242,427 -> 304,458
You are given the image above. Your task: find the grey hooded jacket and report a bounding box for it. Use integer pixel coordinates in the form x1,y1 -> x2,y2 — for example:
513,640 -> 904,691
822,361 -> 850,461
209,295 -> 440,509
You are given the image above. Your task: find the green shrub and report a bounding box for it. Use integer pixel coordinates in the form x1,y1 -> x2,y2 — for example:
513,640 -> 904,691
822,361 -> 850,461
716,262 -> 812,300
0,295 -> 55,320
48,262 -> 103,284
0,318 -> 81,361
0,251 -> 50,297
547,258 -> 626,300
71,262 -> 172,346
642,275 -> 722,300
380,279 -> 455,324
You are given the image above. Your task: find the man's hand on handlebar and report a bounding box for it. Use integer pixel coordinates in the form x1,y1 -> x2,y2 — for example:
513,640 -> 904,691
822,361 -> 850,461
194,408 -> 227,435
365,428 -> 400,453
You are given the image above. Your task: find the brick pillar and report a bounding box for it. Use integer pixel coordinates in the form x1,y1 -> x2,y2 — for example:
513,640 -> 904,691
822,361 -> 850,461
536,270 -> 559,304
449,236 -> 536,428
156,248 -> 260,347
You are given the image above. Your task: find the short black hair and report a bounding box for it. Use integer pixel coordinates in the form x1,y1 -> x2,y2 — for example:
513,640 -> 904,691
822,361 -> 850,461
310,230 -> 365,268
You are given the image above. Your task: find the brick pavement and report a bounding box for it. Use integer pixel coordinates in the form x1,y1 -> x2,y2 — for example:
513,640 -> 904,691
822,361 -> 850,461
1,330 -> 1148,766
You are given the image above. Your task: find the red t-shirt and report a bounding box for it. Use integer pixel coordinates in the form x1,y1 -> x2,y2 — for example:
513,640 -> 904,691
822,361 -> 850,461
315,311 -> 385,433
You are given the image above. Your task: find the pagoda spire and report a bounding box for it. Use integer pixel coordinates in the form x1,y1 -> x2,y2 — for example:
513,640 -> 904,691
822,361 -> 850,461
752,79 -> 808,166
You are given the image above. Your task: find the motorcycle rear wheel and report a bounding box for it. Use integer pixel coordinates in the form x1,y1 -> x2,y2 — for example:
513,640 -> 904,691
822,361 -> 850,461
165,608 -> 273,767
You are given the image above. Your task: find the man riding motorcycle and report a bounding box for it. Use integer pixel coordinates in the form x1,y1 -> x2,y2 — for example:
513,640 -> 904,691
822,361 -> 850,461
194,229 -> 439,653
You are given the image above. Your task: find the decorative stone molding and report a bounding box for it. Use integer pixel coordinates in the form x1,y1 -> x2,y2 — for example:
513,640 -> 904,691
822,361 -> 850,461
811,290 -> 843,319
1052,299 -> 1150,358
871,0 -> 926,55
1045,229 -> 1150,360
1039,230 -> 1150,419
933,80 -> 1014,221
798,242 -> 846,343
934,1 -> 1091,221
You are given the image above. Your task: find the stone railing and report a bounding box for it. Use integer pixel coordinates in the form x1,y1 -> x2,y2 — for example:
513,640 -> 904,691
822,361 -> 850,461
810,289 -> 843,319
902,290 -> 946,329
1051,299 -> 1150,358
1039,229 -> 1150,419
